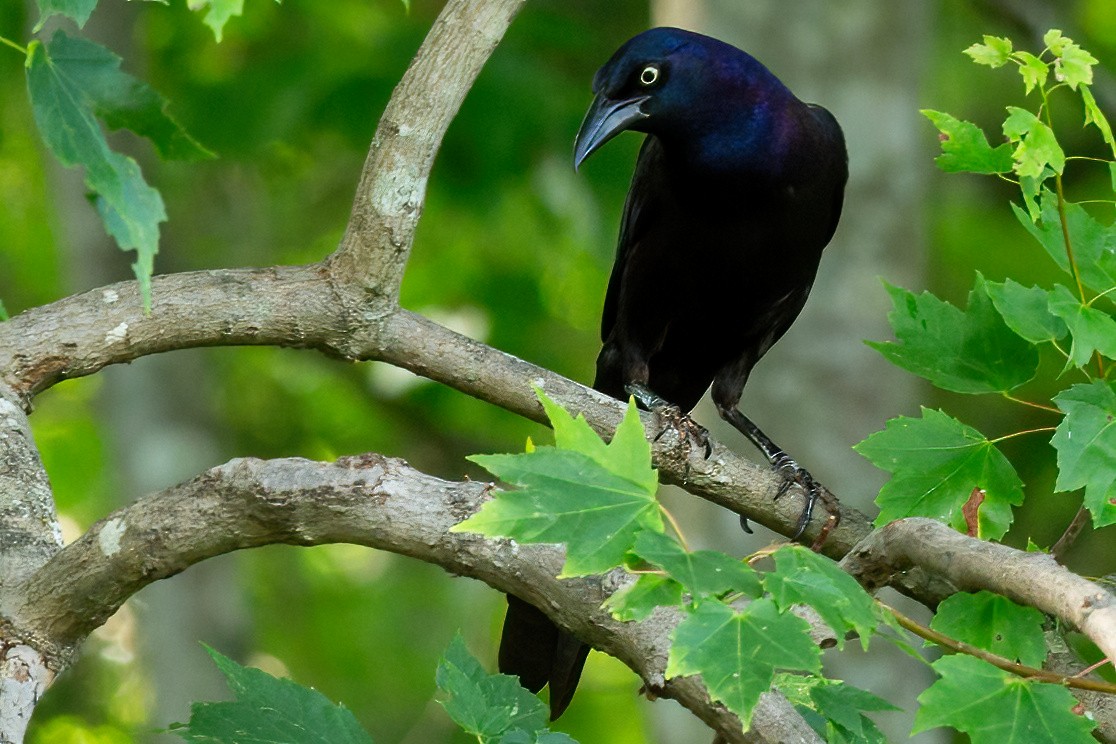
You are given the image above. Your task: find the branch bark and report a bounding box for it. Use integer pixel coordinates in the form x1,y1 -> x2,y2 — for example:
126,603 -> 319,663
9,454 -> 818,744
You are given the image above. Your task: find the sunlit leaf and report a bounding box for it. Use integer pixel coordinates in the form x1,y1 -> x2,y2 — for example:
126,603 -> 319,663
964,36 -> 1013,67
921,110 -> 1014,174
456,393 -> 661,577
1014,51 -> 1048,93
1003,107 -> 1065,178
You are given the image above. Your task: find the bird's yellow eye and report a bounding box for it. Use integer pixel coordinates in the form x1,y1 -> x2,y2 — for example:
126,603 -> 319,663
639,65 -> 660,86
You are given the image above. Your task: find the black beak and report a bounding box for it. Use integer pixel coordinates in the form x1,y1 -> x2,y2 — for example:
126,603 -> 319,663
573,94 -> 650,170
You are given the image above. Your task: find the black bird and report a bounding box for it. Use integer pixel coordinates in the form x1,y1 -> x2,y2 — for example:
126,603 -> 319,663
500,27 -> 847,718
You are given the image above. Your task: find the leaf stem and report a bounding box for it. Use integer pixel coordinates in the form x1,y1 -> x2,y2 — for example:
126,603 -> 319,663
880,601 -> 1116,694
990,426 -> 1057,444
1001,393 -> 1061,414
0,35 -> 27,55
659,504 -> 690,551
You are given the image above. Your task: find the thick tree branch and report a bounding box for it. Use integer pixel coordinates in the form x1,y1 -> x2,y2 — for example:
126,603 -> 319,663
9,454 -> 818,744
0,386 -> 60,607
328,0 -> 526,301
841,518 -> 1116,664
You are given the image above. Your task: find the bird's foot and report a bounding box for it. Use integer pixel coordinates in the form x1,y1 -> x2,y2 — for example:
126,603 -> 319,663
624,384 -> 712,480
771,454 -> 840,549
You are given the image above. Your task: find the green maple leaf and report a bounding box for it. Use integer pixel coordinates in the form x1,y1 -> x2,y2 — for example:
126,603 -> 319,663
964,36 -> 1013,67
1046,284 -> 1116,368
169,646 -> 374,743
777,675 -> 896,744
984,278 -> 1066,344
456,392 -> 661,577
1082,86 -> 1116,162
867,278 -> 1038,394
188,0 -> 284,42
1012,193 -> 1116,295
604,574 -> 683,622
922,110 -> 1014,174
914,655 -> 1095,744
1052,382 -> 1116,527
631,530 -> 761,600
667,599 -> 820,729
930,591 -> 1047,667
763,545 -> 877,650
1014,51 -> 1049,94
435,634 -> 554,741
855,407 -> 1023,539
26,32 -> 170,308
1003,107 -> 1065,179
35,0 -> 99,29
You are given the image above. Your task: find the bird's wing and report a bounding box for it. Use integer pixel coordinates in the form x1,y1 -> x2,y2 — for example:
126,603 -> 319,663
599,135 -> 668,343
806,103 -> 849,246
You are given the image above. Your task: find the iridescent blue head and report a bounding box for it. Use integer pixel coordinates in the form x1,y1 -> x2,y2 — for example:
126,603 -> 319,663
573,27 -> 797,173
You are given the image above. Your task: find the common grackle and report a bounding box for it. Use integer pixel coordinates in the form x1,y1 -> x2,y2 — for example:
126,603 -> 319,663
500,27 -> 848,718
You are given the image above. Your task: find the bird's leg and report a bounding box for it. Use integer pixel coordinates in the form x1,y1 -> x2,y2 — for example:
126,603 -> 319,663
624,383 -> 713,465
715,404 -> 840,545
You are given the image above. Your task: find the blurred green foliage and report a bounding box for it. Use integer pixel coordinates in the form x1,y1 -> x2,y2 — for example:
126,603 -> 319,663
2,0 -> 1115,742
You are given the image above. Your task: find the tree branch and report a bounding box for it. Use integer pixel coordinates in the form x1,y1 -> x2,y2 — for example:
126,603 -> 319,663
328,0 -> 526,301
9,454 -> 819,744
841,518 -> 1116,664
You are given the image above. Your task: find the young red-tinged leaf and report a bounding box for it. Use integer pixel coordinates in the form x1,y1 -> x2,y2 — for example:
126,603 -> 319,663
855,408 -> 1023,539
867,279 -> 1038,394
667,599 -> 820,729
930,591 -> 1047,667
26,34 -> 167,308
1052,382 -> 1116,527
35,0 -> 98,29
457,393 -> 661,577
1013,51 -> 1048,93
604,573 -> 683,622
632,530 -> 762,601
964,36 -> 1013,67
984,278 -> 1067,343
921,110 -> 1014,174
1046,285 -> 1116,368
1003,107 -> 1065,178
168,646 -> 374,743
1011,194 -> 1116,296
914,655 -> 1095,744
763,545 -> 877,650
436,634 -> 552,740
